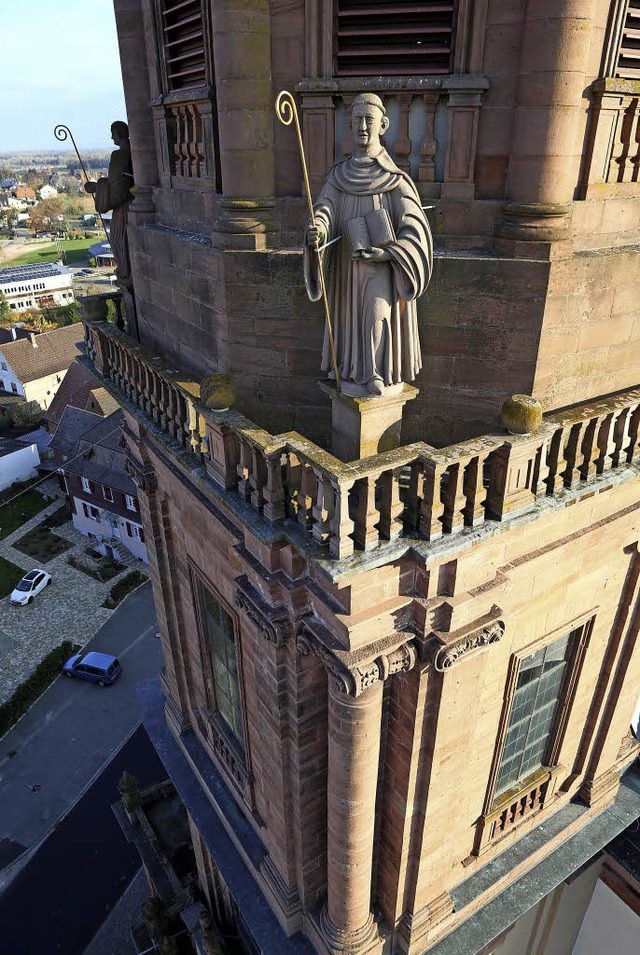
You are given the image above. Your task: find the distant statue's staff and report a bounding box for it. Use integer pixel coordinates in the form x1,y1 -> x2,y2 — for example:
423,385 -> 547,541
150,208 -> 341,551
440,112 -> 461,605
53,124 -> 110,244
275,91 -> 341,391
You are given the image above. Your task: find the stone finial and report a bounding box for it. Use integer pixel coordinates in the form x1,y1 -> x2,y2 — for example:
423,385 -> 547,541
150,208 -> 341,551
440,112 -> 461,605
200,373 -> 236,411
500,394 -> 543,435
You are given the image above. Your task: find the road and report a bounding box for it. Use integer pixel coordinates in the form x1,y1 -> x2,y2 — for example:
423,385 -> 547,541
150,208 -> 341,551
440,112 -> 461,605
0,582 -> 162,880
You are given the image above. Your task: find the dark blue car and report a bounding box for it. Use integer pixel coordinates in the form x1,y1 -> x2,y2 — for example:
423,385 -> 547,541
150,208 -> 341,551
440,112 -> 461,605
63,651 -> 122,687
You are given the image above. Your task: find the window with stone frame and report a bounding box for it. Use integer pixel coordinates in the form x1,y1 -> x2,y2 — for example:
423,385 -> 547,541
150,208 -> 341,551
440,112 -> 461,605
495,631 -> 576,796
158,0 -> 208,92
334,0 -> 457,76
198,584 -> 246,755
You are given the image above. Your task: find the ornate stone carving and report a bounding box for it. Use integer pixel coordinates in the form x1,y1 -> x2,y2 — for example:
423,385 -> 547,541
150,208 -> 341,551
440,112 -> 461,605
124,455 -> 157,493
298,621 -> 418,697
234,575 -> 292,646
434,619 -> 505,672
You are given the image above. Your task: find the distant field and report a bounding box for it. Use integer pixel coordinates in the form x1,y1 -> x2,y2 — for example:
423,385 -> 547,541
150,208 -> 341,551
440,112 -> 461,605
5,238 -> 96,268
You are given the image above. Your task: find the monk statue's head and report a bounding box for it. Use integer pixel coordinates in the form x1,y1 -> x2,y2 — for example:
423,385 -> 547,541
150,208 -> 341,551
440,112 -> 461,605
350,94 -> 389,153
110,121 -> 129,147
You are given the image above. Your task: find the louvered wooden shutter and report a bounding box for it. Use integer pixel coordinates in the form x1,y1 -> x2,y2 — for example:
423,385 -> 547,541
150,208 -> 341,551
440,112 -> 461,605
616,0 -> 640,78
335,1 -> 456,76
162,0 -> 207,91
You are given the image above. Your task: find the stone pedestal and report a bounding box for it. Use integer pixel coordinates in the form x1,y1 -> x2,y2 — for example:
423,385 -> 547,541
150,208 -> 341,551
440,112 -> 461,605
320,382 -> 418,463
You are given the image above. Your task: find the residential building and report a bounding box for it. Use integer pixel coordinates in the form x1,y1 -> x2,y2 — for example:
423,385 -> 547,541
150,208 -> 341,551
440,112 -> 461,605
44,359 -> 119,434
38,184 -> 59,200
0,262 -> 75,314
0,322 -> 83,411
51,407 -> 147,564
81,3 -> 640,955
0,436 -> 39,491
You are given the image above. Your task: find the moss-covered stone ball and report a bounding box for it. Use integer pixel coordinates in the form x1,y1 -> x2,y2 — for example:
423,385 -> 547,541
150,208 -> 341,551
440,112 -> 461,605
500,394 -> 542,435
200,373 -> 236,411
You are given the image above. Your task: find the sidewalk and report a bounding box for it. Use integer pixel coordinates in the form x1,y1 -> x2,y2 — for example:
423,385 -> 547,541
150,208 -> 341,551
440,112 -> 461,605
0,477 -> 145,704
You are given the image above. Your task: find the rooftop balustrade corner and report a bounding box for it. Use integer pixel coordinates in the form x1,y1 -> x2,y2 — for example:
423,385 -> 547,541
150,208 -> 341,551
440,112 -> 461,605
80,304 -> 640,576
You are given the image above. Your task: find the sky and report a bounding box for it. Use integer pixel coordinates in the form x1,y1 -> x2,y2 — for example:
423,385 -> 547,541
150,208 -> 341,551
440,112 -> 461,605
0,0 -> 127,153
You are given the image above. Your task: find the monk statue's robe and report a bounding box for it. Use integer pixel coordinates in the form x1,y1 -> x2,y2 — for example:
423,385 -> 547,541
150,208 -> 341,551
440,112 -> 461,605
304,148 -> 432,396
92,142 -> 134,288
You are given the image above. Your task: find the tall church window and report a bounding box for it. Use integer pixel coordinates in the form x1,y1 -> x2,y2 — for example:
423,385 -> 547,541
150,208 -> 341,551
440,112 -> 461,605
200,586 -> 245,753
495,632 -> 575,795
160,0 -> 207,91
334,0 -> 457,76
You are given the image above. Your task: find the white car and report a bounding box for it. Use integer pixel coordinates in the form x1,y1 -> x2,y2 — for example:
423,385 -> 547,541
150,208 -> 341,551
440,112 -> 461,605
10,569 -> 52,606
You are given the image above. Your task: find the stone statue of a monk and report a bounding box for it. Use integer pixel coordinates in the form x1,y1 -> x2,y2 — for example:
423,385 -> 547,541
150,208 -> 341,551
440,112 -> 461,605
85,121 -> 134,288
304,93 -> 432,398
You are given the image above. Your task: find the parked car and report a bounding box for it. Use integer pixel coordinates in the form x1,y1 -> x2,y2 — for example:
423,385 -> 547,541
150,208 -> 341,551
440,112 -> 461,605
10,569 -> 52,606
63,651 -> 122,687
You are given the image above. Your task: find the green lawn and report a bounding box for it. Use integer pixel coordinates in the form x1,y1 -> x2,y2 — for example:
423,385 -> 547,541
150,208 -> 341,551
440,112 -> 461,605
6,237 -> 97,268
0,555 -> 27,598
0,486 -> 49,540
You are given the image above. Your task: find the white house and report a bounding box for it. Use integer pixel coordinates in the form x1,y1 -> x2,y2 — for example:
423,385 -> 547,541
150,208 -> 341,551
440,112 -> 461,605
0,437 -> 40,491
0,323 -> 84,411
0,262 -> 75,313
38,184 -> 59,200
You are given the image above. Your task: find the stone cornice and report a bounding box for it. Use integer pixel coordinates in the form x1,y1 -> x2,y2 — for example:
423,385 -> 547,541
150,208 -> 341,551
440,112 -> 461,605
297,619 -> 418,697
432,612 -> 505,672
234,575 -> 292,646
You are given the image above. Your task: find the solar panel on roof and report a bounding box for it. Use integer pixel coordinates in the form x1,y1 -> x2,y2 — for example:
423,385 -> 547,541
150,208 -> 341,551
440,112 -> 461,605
0,262 -> 70,283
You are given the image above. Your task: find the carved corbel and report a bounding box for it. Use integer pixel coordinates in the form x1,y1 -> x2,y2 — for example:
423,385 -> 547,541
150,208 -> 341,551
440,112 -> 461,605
433,616 -> 505,672
298,621 -> 418,697
234,575 -> 292,646
123,454 -> 158,493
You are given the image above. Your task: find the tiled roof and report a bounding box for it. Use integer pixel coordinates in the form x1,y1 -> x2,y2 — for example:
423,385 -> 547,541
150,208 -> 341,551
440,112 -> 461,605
44,359 -> 106,432
86,387 -> 119,418
0,324 -> 84,386
52,408 -> 135,495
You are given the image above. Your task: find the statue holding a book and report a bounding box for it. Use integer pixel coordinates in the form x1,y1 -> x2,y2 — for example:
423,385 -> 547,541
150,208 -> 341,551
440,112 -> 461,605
304,93 -> 433,397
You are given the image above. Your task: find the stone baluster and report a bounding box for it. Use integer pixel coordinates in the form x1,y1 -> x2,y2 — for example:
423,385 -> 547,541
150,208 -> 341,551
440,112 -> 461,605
329,479 -> 355,559
321,680 -> 383,953
419,92 -> 439,183
283,452 -> 301,518
406,460 -> 423,531
312,471 -> 334,545
393,93 -> 412,174
419,461 -> 445,541
545,425 -> 569,492
237,439 -> 252,502
626,405 -> 640,462
564,421 -> 589,488
297,461 -> 316,531
206,420 -> 239,491
249,447 -> 267,509
594,413 -> 617,475
463,453 -> 488,526
611,405 -> 637,468
578,415 -> 604,480
354,475 -> 380,551
378,467 -> 404,542
441,461 -> 467,534
263,452 -> 285,521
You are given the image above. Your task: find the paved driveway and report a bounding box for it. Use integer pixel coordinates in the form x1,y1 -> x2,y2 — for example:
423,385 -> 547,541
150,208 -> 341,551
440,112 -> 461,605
0,479 -> 146,704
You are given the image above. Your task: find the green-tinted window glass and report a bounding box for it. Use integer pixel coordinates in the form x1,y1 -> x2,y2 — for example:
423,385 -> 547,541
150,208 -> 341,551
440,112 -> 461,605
201,587 -> 245,752
496,632 -> 574,795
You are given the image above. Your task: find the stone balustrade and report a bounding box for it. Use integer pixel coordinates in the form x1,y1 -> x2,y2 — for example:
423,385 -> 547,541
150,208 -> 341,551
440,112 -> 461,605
150,86 -> 219,189
83,315 -> 208,461
82,309 -> 640,565
297,75 -> 489,199
581,78 -> 640,197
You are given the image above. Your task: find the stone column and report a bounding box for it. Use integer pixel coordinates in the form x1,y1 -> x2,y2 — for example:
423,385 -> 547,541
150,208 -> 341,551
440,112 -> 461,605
113,0 -> 159,223
210,0 -> 278,248
497,0 -> 598,253
321,679 -> 383,952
